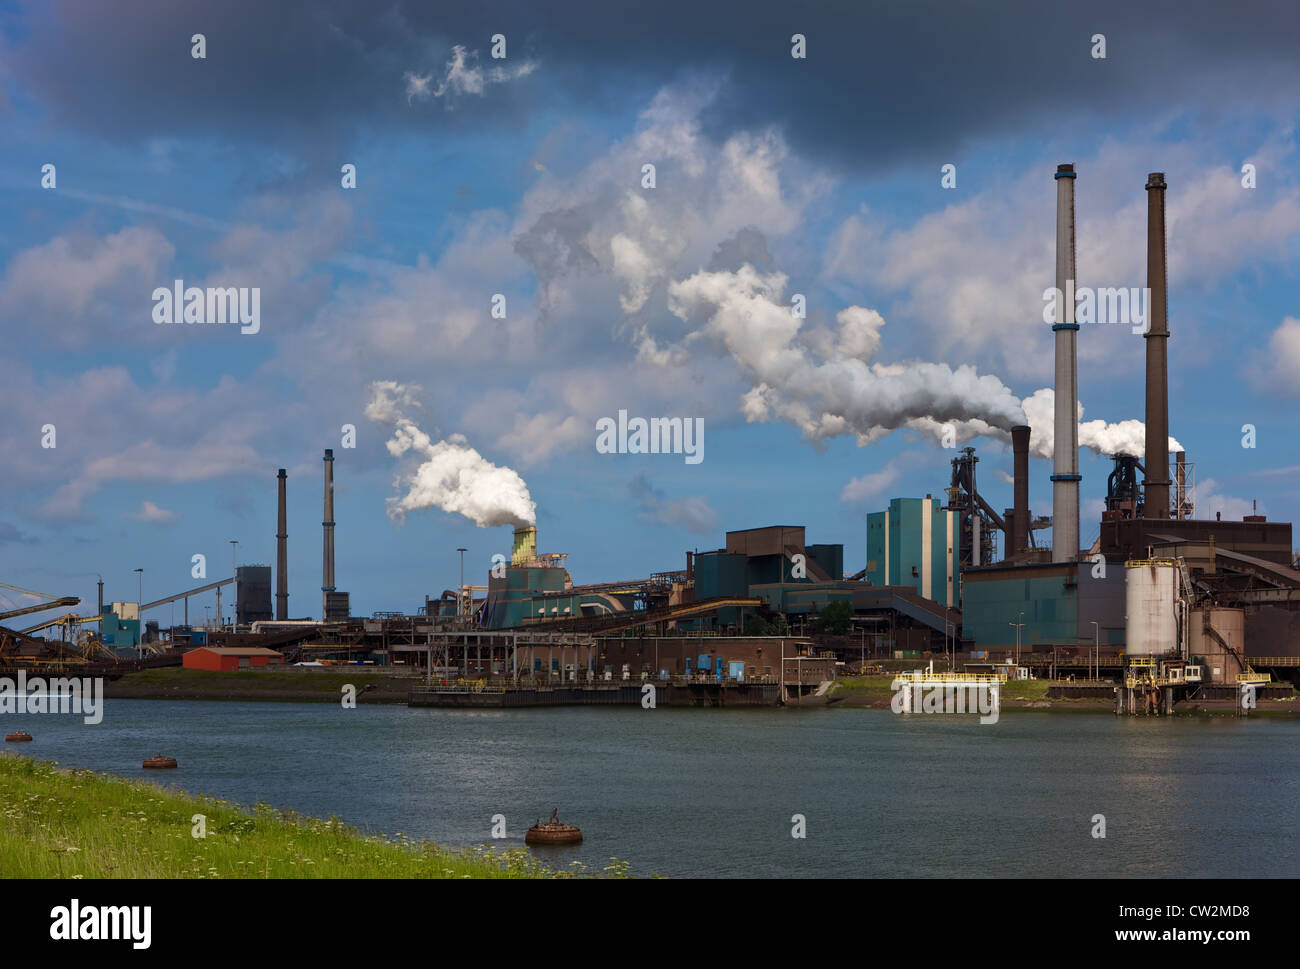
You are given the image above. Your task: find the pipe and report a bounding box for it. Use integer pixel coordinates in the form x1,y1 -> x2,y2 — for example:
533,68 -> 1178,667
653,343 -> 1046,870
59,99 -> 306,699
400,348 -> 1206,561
1144,172 -> 1171,519
322,449 -> 335,620
1174,451 -> 1186,521
276,468 -> 288,621
250,619 -> 323,635
1051,164 -> 1081,561
1012,424 -> 1031,557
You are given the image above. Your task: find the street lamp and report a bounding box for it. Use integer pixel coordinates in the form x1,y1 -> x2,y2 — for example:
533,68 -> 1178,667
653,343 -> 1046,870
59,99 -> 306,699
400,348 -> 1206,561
1008,612 -> 1025,666
230,540 -> 239,626
457,548 -> 468,620
1090,621 -> 1100,682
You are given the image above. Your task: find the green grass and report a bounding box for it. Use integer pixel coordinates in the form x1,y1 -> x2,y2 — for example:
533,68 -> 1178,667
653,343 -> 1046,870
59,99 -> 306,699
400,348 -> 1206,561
828,675 -> 897,697
999,678 -> 1050,701
0,754 -> 628,879
830,674 -> 1054,703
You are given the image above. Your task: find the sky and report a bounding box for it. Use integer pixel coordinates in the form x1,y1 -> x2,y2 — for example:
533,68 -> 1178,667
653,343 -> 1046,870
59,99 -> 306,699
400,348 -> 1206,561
1,0 -> 1298,622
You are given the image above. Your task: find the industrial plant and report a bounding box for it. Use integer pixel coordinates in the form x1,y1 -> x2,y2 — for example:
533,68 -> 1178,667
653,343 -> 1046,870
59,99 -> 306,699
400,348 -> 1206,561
3,166 -> 1297,713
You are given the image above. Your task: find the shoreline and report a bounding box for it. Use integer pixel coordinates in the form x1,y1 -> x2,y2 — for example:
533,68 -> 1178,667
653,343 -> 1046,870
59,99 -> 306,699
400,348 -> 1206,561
89,668 -> 1300,716
0,751 -> 565,879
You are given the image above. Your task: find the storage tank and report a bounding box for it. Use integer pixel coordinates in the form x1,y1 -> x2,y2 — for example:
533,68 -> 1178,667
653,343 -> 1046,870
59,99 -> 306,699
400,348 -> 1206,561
1187,606 -> 1246,684
1125,560 -> 1178,655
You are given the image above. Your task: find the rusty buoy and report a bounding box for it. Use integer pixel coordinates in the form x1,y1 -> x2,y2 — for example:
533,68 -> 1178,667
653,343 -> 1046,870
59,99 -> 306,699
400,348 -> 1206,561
525,809 -> 582,845
142,754 -> 177,769
5,731 -> 33,743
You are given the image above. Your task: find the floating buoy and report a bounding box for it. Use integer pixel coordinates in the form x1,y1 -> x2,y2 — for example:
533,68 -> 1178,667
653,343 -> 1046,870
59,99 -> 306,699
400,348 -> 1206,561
525,809 -> 582,845
142,754 -> 178,769
5,731 -> 32,743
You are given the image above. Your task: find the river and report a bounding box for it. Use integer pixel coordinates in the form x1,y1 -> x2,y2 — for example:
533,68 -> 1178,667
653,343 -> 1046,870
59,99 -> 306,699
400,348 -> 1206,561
8,699 -> 1299,877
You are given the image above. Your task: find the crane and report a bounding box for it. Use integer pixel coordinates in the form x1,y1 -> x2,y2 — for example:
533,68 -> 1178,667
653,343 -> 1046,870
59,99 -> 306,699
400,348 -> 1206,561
0,582 -> 80,623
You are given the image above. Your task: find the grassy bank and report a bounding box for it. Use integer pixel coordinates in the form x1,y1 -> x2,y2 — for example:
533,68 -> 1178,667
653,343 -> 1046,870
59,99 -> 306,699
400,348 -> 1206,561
103,666 -> 416,703
828,674 -> 1084,710
0,754 -> 587,878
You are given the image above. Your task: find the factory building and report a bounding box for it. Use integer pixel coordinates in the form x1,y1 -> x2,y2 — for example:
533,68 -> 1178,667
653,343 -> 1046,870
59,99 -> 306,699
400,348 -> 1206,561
235,566 -> 272,626
483,526 -> 645,628
960,561 -> 1125,650
100,601 -> 141,653
957,166 -> 1300,668
691,526 -> 850,628
866,497 -> 959,607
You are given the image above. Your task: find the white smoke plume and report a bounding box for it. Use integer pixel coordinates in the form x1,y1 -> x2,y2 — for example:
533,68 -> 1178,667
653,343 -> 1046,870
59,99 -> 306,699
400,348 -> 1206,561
653,265 -> 1181,462
660,266 -> 1028,441
365,381 -> 536,528
1017,388 -> 1183,460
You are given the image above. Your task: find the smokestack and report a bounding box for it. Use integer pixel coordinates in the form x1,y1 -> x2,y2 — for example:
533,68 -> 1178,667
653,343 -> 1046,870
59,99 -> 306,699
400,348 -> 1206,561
1012,424 -> 1031,557
1051,164 -> 1081,561
276,468 -> 288,620
322,449 -> 335,619
1144,172 -> 1171,520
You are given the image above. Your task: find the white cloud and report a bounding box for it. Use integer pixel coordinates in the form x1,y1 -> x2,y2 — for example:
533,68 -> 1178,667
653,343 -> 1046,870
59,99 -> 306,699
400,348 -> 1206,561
130,500 -> 179,524
1196,478 -> 1260,522
840,466 -> 901,505
1257,316 -> 1300,396
0,226 -> 174,349
404,45 -> 537,104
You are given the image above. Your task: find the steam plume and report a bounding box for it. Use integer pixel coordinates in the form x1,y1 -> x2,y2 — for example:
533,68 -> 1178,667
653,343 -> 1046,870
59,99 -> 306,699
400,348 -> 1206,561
366,381 -> 536,528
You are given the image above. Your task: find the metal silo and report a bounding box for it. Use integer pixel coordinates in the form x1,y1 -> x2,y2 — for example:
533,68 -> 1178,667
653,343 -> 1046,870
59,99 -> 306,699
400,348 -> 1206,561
1125,559 -> 1178,655
1188,607 -> 1246,684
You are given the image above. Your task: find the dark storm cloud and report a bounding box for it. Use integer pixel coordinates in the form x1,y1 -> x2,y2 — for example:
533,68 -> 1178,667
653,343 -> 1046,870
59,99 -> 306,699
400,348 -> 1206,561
7,0 -> 1300,170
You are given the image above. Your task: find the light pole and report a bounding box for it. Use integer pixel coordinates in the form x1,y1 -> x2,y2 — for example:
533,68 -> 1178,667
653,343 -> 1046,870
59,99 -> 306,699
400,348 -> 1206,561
457,548 -> 468,620
1090,621 -> 1100,682
230,540 -> 239,627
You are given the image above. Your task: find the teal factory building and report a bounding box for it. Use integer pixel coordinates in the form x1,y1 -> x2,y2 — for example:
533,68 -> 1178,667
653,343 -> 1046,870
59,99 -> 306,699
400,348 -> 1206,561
690,526 -> 852,628
866,497 -> 960,608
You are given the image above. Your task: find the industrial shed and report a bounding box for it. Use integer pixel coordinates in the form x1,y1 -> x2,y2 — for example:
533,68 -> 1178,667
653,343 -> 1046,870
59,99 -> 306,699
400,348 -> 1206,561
183,646 -> 284,671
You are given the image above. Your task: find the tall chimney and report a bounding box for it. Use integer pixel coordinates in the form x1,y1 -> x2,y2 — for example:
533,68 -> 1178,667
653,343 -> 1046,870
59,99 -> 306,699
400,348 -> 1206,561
322,449 -> 335,619
1051,164 -> 1081,561
1012,424 -> 1031,557
276,468 -> 288,620
1143,172 -> 1171,519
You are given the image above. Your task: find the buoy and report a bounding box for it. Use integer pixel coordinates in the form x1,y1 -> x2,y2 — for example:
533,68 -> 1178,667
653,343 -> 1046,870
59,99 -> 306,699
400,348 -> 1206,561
142,754 -> 178,769
5,731 -> 33,743
525,809 -> 583,845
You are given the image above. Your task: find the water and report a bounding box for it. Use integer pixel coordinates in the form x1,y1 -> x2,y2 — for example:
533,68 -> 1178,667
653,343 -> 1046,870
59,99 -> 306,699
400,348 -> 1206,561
6,699 -> 1299,877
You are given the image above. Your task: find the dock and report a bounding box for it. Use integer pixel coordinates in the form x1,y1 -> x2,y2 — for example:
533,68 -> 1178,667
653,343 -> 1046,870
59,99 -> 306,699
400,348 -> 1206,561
409,677 -> 784,707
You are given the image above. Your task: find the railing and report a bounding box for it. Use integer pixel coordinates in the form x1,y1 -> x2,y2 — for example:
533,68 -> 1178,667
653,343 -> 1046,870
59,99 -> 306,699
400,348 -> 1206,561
892,670 -> 1008,685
